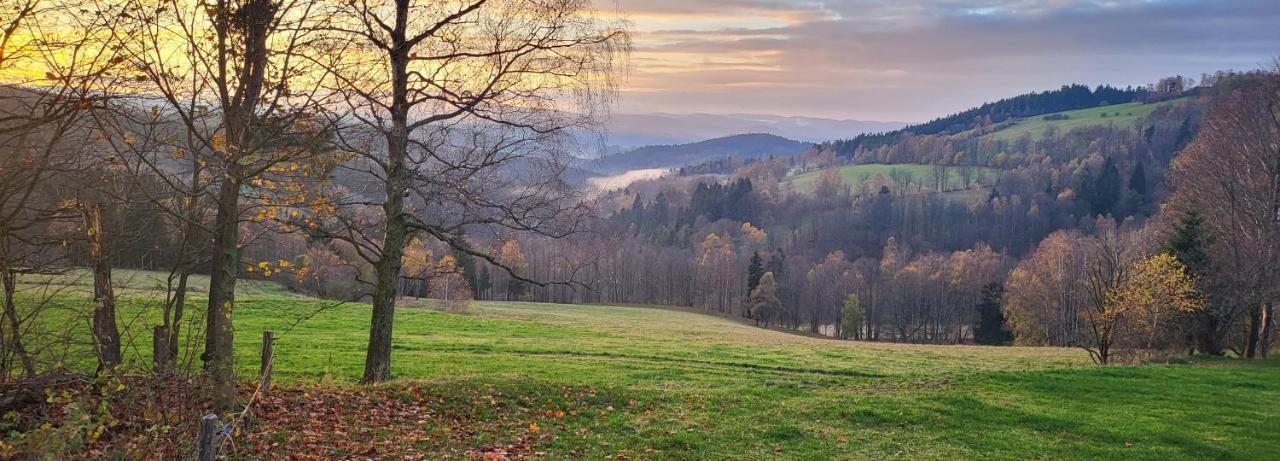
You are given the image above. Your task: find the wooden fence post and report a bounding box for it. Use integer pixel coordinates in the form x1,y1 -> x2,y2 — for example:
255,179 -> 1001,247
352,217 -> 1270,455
153,326 -> 170,375
260,330 -> 274,397
198,413 -> 220,461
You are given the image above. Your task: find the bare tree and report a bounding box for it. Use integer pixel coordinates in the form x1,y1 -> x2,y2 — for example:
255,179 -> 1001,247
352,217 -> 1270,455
89,99 -> 214,375
118,0 -> 333,411
0,0 -> 127,378
1169,67 -> 1280,358
1003,219 -> 1153,364
957,165 -> 976,189
1079,219 -> 1150,364
0,0 -> 53,381
305,0 -> 626,383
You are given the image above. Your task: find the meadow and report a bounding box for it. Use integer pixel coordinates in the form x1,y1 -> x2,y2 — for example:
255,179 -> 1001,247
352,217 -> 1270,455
980,98 -> 1187,143
13,271 -> 1280,459
784,163 -> 996,195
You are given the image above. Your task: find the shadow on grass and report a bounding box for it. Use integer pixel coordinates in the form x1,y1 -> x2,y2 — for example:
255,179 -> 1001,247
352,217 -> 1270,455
919,361 -> 1279,459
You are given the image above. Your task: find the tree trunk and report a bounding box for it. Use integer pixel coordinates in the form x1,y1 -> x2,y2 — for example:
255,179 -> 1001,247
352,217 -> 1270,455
363,0 -> 412,384
83,203 -> 122,370
834,307 -> 843,339
159,166 -> 203,373
363,196 -> 407,383
205,175 -> 241,413
163,270 -> 189,371
1,265 -> 35,379
153,326 -> 171,375
1260,302 -> 1272,358
1245,303 -> 1262,358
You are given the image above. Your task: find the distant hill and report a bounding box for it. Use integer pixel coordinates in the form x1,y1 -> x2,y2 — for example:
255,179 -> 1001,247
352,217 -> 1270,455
978,98 -> 1188,143
787,94 -> 1196,198
600,113 -> 904,149
827,84 -> 1152,156
589,133 -> 810,174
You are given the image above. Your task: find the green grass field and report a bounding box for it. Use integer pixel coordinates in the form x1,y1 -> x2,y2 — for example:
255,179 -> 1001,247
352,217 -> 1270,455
981,98 -> 1187,143
14,271 -> 1280,459
785,164 -> 996,195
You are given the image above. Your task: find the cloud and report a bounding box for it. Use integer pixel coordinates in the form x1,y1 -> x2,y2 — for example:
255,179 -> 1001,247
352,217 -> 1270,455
600,0 -> 1280,121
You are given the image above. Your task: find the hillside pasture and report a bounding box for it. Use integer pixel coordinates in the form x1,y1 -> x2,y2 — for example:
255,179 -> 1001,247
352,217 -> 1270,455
785,163 -> 997,196
981,98 -> 1187,143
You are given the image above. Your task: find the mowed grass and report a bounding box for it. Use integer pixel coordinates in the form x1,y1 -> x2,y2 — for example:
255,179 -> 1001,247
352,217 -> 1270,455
785,163 -> 996,195
982,98 -> 1188,143
16,271 -> 1280,459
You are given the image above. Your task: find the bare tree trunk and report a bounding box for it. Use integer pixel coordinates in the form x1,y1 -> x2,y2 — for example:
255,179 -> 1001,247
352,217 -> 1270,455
1261,302 -> 1273,358
159,166 -> 203,373
205,174 -> 241,412
83,203 -> 122,370
162,270 -> 189,368
363,14 -> 411,383
1245,303 -> 1262,358
364,180 -> 407,383
1,264 -> 35,379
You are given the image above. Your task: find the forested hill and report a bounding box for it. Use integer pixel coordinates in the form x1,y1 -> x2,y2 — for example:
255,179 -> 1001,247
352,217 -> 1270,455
588,133 -> 810,174
500,73 -> 1244,341
827,84 -> 1147,155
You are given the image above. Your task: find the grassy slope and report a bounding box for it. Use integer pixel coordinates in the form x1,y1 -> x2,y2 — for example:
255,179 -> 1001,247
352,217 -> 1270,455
17,272 -> 1280,459
785,99 -> 1189,197
981,98 -> 1186,143
785,164 -> 996,195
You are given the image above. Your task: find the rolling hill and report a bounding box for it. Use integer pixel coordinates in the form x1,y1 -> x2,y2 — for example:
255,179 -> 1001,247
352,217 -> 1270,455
789,95 -> 1191,196
827,84 -> 1154,156
601,113 -> 906,148
980,98 -> 1188,142
589,133 -> 811,174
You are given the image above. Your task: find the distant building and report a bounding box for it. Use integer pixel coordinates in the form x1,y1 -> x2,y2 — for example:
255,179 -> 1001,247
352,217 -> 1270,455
1150,76 -> 1185,101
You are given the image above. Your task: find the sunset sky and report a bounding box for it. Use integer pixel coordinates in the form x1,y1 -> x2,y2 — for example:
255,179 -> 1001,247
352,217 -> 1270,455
604,0 -> 1280,122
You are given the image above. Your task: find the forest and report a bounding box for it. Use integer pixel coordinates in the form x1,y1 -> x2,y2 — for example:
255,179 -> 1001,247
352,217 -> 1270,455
495,73 -> 1269,362
1,0 -> 1278,457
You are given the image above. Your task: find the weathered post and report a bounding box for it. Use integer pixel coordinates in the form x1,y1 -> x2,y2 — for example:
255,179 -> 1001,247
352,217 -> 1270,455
260,330 -> 274,397
197,413 -> 220,461
153,326 -> 170,375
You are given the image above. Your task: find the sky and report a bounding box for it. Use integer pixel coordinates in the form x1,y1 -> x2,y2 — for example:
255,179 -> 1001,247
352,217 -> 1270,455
600,0 -> 1280,122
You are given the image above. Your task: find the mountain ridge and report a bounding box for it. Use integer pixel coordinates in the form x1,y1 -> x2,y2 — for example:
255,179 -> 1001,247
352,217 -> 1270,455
601,112 -> 905,148
589,133 -> 811,174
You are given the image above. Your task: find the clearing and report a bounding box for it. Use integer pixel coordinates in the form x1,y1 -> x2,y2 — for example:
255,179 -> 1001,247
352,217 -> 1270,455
785,163 -> 997,195
980,98 -> 1188,143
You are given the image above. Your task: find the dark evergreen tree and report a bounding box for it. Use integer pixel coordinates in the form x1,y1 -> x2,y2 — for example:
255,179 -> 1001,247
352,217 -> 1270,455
1164,209 -> 1211,275
651,192 -> 670,226
746,251 -> 765,295
973,283 -> 1013,345
1089,157 -> 1122,215
1162,209 -> 1222,355
450,229 -> 486,295
727,178 -> 756,222
767,248 -> 784,277
1128,160 -> 1147,196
